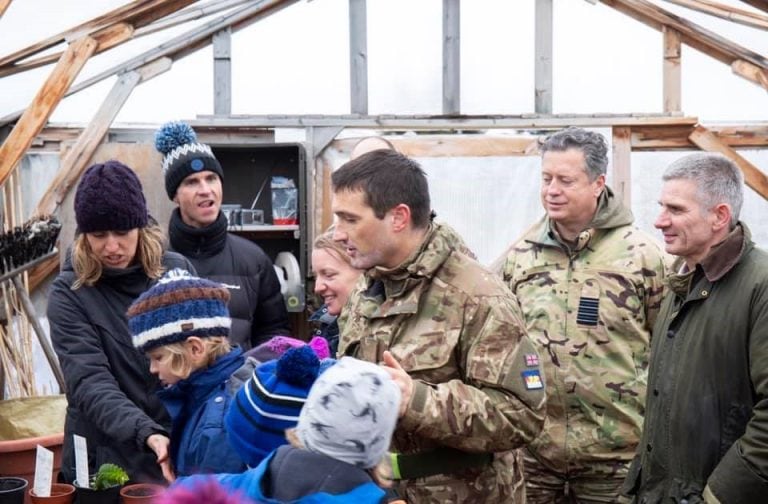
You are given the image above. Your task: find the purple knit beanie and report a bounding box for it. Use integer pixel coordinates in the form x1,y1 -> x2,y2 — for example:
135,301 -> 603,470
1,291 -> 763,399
74,160 -> 149,233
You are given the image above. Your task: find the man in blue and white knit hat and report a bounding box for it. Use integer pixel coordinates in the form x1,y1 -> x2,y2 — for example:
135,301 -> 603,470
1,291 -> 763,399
154,121 -> 289,351
128,268 -> 246,476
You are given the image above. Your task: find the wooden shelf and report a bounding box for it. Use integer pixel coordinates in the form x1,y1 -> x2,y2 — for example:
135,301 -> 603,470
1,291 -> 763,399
228,224 -> 299,232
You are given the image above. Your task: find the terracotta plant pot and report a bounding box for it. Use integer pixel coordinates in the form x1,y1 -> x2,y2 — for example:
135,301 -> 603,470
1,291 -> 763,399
119,484 -> 164,503
0,477 -> 28,504
28,483 -> 75,504
0,433 -> 64,504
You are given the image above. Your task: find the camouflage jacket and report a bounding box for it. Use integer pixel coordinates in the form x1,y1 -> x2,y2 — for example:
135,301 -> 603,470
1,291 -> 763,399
338,223 -> 546,503
502,187 -> 667,477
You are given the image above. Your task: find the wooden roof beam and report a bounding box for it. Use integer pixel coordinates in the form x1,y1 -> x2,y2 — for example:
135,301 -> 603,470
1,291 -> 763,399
0,0 -> 12,19
0,36 -> 98,188
0,0 -> 196,69
739,1 -> 768,14
662,0 -> 768,30
0,0 -> 300,127
689,125 -> 768,200
600,0 -> 768,90
34,57 -> 172,218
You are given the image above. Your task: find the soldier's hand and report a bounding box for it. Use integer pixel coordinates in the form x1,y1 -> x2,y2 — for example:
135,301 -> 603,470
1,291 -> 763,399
381,351 -> 413,417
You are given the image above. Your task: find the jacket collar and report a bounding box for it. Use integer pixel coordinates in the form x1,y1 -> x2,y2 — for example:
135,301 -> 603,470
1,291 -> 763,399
667,222 -> 752,296
354,224 -> 457,319
169,208 -> 228,258
532,185 -> 634,252
158,347 -> 244,406
698,222 -> 750,282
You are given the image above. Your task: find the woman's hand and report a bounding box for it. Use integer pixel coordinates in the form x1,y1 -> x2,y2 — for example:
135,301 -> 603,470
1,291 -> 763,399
146,433 -> 175,483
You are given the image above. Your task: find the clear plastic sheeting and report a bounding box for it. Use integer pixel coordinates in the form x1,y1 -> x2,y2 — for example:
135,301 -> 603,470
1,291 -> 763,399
421,156 -> 543,266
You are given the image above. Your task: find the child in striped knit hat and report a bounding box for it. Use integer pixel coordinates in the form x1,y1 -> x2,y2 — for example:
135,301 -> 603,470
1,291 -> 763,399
127,268 -> 247,478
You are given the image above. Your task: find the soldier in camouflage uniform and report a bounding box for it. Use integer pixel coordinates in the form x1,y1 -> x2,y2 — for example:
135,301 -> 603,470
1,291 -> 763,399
502,128 -> 667,503
331,150 -> 547,503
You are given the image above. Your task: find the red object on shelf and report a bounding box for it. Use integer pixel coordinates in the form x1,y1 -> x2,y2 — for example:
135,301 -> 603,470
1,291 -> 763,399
273,218 -> 297,225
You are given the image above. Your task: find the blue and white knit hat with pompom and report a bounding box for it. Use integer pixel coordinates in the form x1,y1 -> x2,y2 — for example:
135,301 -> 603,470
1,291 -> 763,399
225,345 -> 335,467
154,121 -> 224,199
127,268 -> 232,353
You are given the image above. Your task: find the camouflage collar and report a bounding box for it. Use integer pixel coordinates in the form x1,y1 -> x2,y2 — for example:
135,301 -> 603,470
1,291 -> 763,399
529,185 -> 633,252
368,224 -> 454,300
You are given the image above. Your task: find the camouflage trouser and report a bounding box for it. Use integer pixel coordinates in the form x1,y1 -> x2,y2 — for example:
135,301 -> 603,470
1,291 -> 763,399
397,450 -> 526,503
522,449 -> 628,504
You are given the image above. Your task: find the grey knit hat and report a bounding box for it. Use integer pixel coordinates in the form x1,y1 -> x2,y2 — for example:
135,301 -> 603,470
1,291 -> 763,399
296,356 -> 400,469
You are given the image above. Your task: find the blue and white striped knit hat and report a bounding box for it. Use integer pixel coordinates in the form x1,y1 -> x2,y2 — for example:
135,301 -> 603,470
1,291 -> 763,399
155,121 -> 224,199
225,345 -> 334,467
127,268 -> 232,353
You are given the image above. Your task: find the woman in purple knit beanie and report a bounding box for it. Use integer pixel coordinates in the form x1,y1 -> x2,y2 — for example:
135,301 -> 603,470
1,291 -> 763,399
48,160 -> 195,486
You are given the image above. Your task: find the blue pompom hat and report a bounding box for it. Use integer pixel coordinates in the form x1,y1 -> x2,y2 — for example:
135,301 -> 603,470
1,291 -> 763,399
127,268 -> 232,353
225,345 -> 334,467
154,121 -> 224,199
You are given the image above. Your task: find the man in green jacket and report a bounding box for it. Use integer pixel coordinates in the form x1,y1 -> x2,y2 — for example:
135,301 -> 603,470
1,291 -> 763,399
622,153 -> 768,503
502,127 -> 667,502
331,150 -> 546,503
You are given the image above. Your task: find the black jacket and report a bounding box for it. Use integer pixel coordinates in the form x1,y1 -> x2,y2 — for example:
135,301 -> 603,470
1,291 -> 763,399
623,224 -> 768,503
48,251 -> 193,484
168,209 -> 289,349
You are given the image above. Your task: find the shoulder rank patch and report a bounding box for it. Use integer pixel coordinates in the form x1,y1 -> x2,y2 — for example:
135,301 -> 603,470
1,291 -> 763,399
524,353 -> 539,367
522,370 -> 544,390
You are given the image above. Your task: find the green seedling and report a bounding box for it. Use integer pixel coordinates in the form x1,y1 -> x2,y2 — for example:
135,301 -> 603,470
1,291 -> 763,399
91,463 -> 129,490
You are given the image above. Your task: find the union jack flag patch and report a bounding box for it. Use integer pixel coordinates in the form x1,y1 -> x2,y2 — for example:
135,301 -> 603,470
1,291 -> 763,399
524,353 -> 539,367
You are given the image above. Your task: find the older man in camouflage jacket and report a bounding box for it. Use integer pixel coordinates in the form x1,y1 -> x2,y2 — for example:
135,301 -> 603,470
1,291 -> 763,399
502,128 -> 667,503
331,150 -> 546,503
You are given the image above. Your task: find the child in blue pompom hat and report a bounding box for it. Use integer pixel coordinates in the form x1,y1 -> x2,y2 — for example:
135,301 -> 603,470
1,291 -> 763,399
127,268 -> 247,477
177,357 -> 402,504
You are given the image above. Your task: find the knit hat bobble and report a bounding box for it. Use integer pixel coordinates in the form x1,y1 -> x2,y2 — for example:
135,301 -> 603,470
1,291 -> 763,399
74,160 -> 149,233
297,357 -> 401,469
128,268 -> 231,353
155,121 -> 224,199
225,345 -> 334,467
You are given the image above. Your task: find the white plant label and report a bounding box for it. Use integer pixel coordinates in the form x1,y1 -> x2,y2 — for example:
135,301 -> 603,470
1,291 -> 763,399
33,445 -> 54,497
74,434 -> 89,488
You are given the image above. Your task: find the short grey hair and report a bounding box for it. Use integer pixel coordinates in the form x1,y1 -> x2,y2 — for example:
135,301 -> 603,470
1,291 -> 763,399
540,127 -> 608,180
663,152 -> 744,227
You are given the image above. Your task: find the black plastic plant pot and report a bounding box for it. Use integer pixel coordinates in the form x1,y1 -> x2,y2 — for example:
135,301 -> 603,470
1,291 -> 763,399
0,477 -> 28,504
74,484 -> 121,504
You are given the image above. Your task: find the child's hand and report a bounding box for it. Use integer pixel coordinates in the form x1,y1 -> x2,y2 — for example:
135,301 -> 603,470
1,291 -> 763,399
380,351 -> 413,418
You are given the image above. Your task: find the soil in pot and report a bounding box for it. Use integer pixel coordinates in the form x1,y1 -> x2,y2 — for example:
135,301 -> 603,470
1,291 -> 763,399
28,483 -> 75,504
119,484 -> 164,503
0,477 -> 28,504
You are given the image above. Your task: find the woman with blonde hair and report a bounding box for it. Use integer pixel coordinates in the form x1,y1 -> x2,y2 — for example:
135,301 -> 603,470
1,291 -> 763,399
310,229 -> 363,354
48,160 -> 193,485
